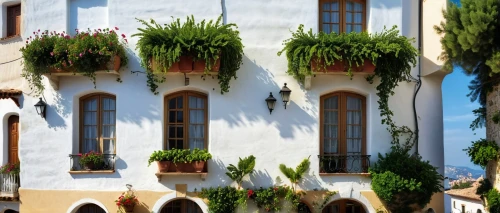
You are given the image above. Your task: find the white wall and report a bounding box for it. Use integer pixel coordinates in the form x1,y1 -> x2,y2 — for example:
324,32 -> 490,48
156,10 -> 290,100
0,0 -> 445,211
449,196 -> 485,213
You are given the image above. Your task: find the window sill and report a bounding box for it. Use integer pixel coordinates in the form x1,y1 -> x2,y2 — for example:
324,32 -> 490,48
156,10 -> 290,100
155,172 -> 207,181
0,35 -> 21,43
319,173 -> 370,177
69,170 -> 115,174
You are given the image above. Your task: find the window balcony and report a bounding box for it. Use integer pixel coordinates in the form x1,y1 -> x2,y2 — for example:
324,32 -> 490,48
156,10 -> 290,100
0,173 -> 19,199
318,154 -> 371,175
68,154 -> 116,173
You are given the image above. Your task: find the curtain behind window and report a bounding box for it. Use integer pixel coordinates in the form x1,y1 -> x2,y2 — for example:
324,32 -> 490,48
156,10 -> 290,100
83,98 -> 98,153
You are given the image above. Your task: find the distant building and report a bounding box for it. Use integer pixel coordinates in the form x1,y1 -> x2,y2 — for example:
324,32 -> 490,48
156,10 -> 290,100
446,178 -> 486,213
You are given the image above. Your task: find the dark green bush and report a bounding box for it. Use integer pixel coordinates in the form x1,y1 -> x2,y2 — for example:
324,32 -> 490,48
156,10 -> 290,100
464,139 -> 499,168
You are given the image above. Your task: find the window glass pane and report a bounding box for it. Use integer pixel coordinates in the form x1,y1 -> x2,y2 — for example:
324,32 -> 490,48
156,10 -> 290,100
168,111 -> 176,123
324,125 -> 338,138
176,111 -> 183,122
331,2 -> 339,10
323,2 -> 330,10
168,126 -> 175,137
176,127 -> 183,138
189,96 -> 204,108
323,12 -> 330,23
346,2 -> 353,10
103,139 -> 114,154
102,125 -> 115,138
332,12 -> 339,23
332,24 -> 339,34
354,25 -> 362,32
347,111 -> 361,124
324,138 -> 338,153
346,12 -> 352,23
324,111 -> 338,124
346,24 -> 352,33
84,98 -> 97,111
347,96 -> 362,110
324,96 -> 338,109
190,110 -> 204,124
169,99 -> 176,109
354,13 -> 362,23
177,97 -> 183,109
323,24 -> 331,33
354,2 -> 363,11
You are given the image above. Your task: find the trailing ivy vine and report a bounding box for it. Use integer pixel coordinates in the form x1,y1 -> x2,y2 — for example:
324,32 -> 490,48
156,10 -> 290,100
133,16 -> 244,95
277,25 -> 418,150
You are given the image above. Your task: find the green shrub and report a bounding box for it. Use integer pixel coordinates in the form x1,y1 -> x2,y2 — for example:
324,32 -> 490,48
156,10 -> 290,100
369,150 -> 443,213
464,139 -> 499,168
199,186 -> 246,213
147,149 -> 212,166
225,155 -> 256,189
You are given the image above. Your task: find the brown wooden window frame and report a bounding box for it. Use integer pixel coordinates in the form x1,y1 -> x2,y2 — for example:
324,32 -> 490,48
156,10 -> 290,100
6,4 -> 21,37
319,0 -> 366,34
164,91 -> 208,150
319,91 -> 366,155
79,93 -> 117,154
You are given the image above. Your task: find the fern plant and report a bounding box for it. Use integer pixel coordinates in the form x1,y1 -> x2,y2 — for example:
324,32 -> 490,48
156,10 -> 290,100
133,15 -> 244,95
279,156 -> 310,193
225,155 -> 256,189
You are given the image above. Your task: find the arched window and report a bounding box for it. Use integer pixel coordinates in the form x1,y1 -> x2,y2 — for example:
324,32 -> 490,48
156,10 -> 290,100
80,93 -> 116,154
165,91 -> 207,150
160,199 -> 203,213
322,199 -> 366,213
319,0 -> 366,34
76,204 -> 106,213
4,210 -> 19,213
319,92 -> 367,173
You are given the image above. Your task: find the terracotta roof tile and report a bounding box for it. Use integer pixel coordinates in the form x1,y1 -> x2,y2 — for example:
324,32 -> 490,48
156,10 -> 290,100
445,177 -> 483,201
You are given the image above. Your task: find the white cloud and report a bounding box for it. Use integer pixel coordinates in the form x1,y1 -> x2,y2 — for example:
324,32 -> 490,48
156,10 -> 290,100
444,114 -> 475,122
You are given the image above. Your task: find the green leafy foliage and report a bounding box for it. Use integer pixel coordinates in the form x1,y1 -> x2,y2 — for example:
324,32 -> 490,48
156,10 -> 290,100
470,107 -> 487,131
312,191 -> 337,212
147,149 -> 211,166
476,178 -> 492,197
225,155 -> 256,189
369,150 -> 443,213
451,181 -> 473,189
20,28 -> 128,95
248,186 -> 289,212
464,139 -> 499,168
279,156 -> 310,192
78,151 -> 105,167
133,16 -> 244,94
278,25 -> 418,149
487,188 -> 500,213
436,0 -> 500,128
0,162 -> 20,175
199,186 -> 246,213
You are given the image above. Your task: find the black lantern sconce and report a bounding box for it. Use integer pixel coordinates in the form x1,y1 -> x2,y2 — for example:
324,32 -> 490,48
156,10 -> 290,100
279,83 -> 292,109
265,92 -> 277,114
34,97 -> 47,119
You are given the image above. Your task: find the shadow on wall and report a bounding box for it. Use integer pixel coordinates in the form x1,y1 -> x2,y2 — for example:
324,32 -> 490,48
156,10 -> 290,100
68,0 -> 109,36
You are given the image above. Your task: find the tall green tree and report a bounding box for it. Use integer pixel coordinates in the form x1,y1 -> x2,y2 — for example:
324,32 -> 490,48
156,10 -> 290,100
435,0 -> 500,128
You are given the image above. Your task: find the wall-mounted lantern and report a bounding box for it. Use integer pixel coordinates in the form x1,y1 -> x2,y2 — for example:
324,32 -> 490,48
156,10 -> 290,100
34,97 -> 47,119
265,92 -> 277,114
279,83 -> 291,109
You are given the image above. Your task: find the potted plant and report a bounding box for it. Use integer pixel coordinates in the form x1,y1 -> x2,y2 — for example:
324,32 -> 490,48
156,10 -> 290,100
187,148 -> 212,172
148,150 -> 174,172
115,185 -> 139,213
133,15 -> 244,94
20,28 -> 128,95
171,149 -> 192,172
78,151 -> 104,171
0,162 -> 20,175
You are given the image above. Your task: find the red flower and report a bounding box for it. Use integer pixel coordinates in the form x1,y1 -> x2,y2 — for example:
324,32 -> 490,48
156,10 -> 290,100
124,39 -> 128,43
274,187 -> 278,191
247,189 -> 254,198
38,29 -> 40,32
26,41 -> 28,43
116,202 -> 120,206
121,34 -> 126,38
115,27 -> 119,30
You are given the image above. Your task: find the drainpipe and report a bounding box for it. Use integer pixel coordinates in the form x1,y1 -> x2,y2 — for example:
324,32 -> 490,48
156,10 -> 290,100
413,0 -> 423,156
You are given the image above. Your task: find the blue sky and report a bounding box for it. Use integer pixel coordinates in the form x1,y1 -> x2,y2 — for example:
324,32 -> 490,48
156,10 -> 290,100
442,67 -> 485,170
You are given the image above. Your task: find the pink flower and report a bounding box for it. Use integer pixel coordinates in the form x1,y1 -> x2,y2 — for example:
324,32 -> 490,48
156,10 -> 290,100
50,52 -> 54,56
33,32 -> 35,34
115,27 -> 119,30
88,49 -> 92,53
124,39 -> 128,43
98,28 -> 101,31
121,34 -> 126,38
77,153 -> 82,156
75,29 -> 79,32
69,60 -> 73,65
79,53 -> 83,57
38,29 -> 40,32
26,41 -> 28,43
99,51 -> 103,55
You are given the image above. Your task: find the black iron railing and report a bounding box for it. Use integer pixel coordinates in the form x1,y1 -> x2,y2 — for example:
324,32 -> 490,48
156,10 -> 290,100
318,154 -> 370,173
69,154 -> 116,171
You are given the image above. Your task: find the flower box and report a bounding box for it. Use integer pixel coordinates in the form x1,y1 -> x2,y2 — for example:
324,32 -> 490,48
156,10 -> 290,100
193,55 -> 221,72
49,55 -> 122,73
351,59 -> 375,73
311,58 -> 344,72
150,55 -> 221,73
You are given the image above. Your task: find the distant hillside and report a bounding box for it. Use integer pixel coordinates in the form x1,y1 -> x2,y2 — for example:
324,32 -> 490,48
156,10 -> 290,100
445,165 -> 485,180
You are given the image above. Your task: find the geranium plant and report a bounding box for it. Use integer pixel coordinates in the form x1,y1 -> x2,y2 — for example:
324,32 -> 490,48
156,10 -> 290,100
115,185 -> 139,213
0,162 -> 20,175
20,27 -> 128,95
79,151 -> 104,170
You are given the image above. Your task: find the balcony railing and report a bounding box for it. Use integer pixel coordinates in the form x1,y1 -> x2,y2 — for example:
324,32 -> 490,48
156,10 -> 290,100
318,154 -> 371,174
0,173 -> 19,198
69,154 -> 116,171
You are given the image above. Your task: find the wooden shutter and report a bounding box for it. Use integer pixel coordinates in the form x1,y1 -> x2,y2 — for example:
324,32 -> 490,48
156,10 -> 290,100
8,115 -> 19,164
7,5 -> 21,37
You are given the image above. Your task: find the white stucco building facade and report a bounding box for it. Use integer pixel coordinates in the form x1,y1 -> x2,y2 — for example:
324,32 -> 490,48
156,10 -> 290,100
0,0 -> 447,212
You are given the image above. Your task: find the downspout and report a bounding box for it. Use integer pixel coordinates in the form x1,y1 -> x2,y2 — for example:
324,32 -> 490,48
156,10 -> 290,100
413,0 -> 423,156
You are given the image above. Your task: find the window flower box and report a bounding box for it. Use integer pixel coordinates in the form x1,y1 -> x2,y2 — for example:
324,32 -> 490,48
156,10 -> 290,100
148,148 -> 212,181
311,57 -> 375,73
150,55 -> 221,73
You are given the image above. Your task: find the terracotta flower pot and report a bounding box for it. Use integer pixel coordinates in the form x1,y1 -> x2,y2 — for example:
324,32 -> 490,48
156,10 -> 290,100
149,58 -> 180,73
192,161 -> 206,173
179,56 -> 194,73
157,161 -> 172,173
352,59 -> 375,73
83,162 -> 95,171
174,162 -> 194,172
193,55 -> 221,72
310,57 -> 344,72
123,203 -> 135,213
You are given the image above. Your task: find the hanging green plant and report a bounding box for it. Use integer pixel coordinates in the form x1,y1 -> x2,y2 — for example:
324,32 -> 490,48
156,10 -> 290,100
464,139 -> 499,169
132,15 -> 244,95
278,25 -> 418,149
20,28 -> 128,95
